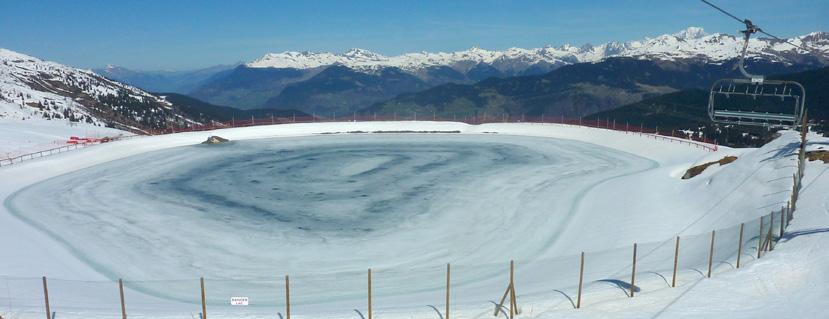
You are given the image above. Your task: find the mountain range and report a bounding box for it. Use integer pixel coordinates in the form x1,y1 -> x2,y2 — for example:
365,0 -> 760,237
3,27 -> 828,137
0,49 -> 301,133
94,64 -> 239,94
366,57 -> 819,119
97,27 -> 829,114
246,27 -> 828,72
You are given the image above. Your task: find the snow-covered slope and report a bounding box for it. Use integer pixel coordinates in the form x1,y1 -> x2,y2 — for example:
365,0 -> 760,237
0,121 -> 825,318
0,102 -> 127,159
0,48 -> 202,133
247,27 -> 829,73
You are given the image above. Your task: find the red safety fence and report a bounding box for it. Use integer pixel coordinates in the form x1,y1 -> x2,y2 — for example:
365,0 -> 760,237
0,135 -> 140,167
1,115 -> 718,168
151,114 -> 719,152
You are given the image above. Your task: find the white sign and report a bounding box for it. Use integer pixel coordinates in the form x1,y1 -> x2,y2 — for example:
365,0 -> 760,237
230,297 -> 249,306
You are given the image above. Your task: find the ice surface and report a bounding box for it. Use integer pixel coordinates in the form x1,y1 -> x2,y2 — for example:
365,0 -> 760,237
6,134 -> 652,301
0,121 -> 817,318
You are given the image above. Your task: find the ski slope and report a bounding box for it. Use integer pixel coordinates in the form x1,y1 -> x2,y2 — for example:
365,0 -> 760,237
0,101 -> 128,159
0,121 -> 825,318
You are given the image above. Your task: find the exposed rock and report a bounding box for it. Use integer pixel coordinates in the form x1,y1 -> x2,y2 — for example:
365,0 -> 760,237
202,136 -> 230,144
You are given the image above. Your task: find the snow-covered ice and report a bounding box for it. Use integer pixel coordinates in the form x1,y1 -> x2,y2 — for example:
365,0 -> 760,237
0,121 -> 824,318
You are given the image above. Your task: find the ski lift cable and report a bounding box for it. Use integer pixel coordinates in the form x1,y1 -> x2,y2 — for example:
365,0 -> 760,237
698,0 -> 821,54
699,0 -> 744,24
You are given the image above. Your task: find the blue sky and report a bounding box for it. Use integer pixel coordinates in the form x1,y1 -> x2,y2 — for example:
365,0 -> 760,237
1,0 -> 826,71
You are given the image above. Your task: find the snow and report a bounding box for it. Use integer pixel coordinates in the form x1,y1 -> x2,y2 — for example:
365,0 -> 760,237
0,48 -> 196,131
246,27 -> 829,72
0,103 -> 129,158
0,121 -> 825,318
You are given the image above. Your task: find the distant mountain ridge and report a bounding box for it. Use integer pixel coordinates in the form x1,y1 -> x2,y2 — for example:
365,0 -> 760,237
247,27 -> 829,74
188,27 -> 828,111
366,57 -> 820,120
94,63 -> 238,94
263,65 -> 429,116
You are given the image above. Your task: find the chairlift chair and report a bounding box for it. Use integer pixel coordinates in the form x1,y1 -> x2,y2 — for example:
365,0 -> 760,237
707,20 -> 806,128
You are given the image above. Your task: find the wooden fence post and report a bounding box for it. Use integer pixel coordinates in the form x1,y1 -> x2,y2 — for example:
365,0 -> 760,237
509,260 -> 518,318
737,223 -> 745,268
577,252 -> 584,309
787,201 -> 792,224
285,275 -> 290,319
446,263 -> 450,319
42,276 -> 51,319
767,215 -> 775,251
707,231 -> 715,278
368,268 -> 372,319
779,207 -> 785,239
200,277 -> 206,319
758,216 -> 764,259
672,236 -> 680,287
630,243 -> 637,298
119,278 -> 127,319
495,285 -> 509,316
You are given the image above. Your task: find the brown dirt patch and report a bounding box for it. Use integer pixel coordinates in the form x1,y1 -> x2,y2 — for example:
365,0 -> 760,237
682,156 -> 738,179
806,150 -> 829,163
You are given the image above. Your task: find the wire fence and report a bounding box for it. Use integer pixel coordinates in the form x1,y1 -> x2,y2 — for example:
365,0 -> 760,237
0,135 -> 140,168
0,115 -> 718,169
0,125 -> 807,319
0,208 -> 796,319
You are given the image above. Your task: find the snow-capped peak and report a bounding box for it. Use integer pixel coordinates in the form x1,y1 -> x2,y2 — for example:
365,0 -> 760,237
245,27 -> 828,73
342,48 -> 385,60
673,27 -> 708,40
